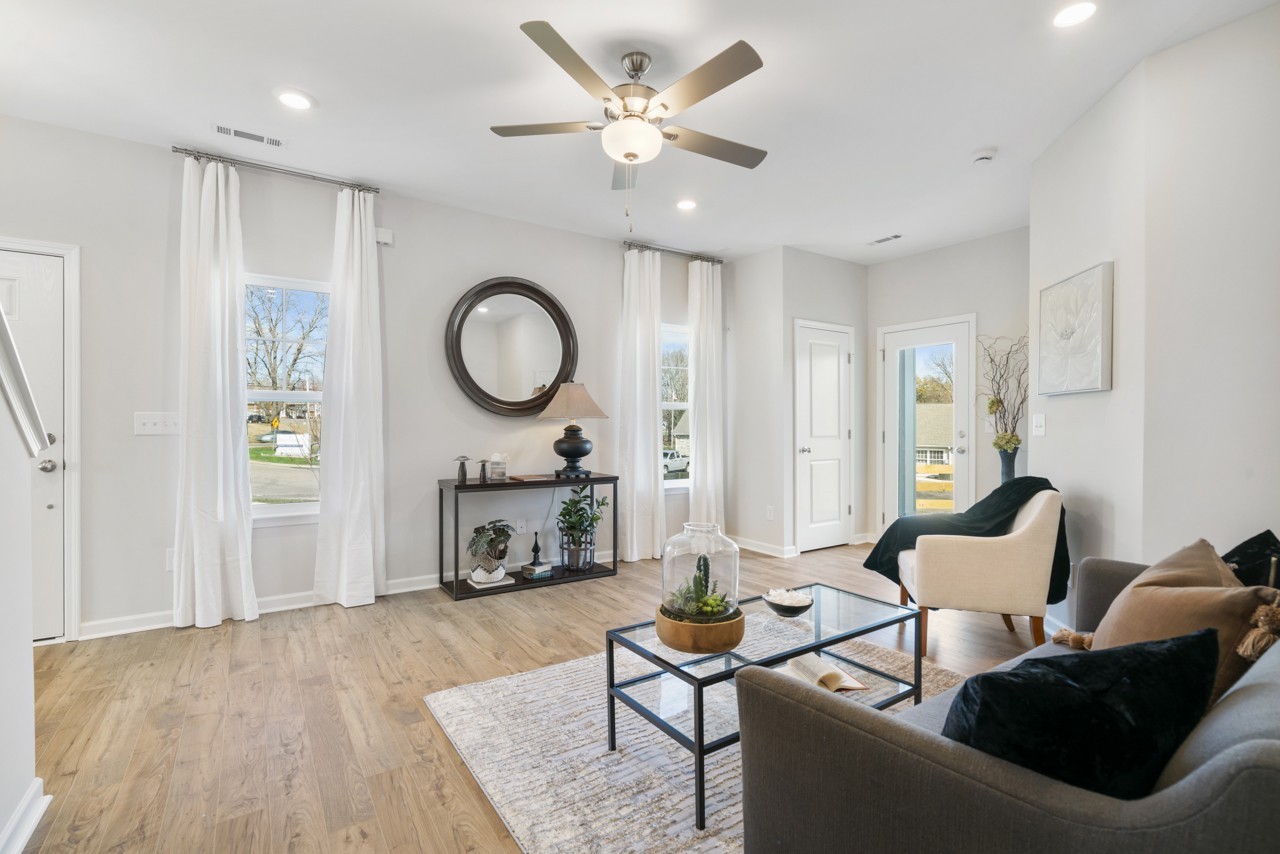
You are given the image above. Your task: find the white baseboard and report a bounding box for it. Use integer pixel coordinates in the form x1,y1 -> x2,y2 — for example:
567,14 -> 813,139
0,779 -> 51,854
257,591 -> 317,615
78,609 -> 172,640
1044,612 -> 1071,637
386,574 -> 437,594
851,532 -> 877,544
729,536 -> 799,559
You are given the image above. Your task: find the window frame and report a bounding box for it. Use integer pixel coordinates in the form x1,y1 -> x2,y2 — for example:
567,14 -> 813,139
244,273 -> 330,525
660,323 -> 691,493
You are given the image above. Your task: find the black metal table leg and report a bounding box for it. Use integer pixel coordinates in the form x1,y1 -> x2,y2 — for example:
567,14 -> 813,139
693,682 -> 706,829
913,610 -> 923,704
606,636 -> 617,751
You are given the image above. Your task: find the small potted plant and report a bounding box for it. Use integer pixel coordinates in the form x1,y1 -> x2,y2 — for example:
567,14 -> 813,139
979,333 -> 1030,484
557,485 -> 608,570
655,525 -> 745,654
467,519 -> 516,583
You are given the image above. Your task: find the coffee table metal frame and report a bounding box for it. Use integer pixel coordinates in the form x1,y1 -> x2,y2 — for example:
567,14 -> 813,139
605,583 -> 923,829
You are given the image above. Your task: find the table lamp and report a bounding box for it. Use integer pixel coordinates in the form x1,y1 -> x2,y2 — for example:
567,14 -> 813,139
538,382 -> 608,478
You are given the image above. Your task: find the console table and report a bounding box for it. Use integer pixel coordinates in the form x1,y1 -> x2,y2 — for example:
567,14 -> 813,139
438,473 -> 619,600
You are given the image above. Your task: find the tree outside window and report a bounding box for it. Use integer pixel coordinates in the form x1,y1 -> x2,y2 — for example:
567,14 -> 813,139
245,279 -> 328,505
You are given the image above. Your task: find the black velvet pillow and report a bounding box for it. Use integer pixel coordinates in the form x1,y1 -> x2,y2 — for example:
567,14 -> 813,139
1223,530 -> 1280,588
941,629 -> 1218,799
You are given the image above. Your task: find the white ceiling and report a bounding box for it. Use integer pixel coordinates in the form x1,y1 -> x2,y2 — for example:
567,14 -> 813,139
2,1 -> 1273,263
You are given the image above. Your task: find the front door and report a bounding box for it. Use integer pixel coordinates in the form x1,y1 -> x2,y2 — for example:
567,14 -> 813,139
0,249 -> 65,640
795,323 -> 852,552
881,318 -> 973,531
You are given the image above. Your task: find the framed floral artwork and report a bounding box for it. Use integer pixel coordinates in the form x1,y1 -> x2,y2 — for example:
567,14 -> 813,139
1037,262 -> 1113,395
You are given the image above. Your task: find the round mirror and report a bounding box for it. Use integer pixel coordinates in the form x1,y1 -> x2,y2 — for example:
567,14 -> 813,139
445,277 -> 578,416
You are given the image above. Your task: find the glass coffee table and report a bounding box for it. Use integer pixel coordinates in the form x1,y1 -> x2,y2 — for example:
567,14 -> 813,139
606,583 -> 922,829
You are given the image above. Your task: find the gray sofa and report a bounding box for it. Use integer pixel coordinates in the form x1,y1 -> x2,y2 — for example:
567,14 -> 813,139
736,558 -> 1280,853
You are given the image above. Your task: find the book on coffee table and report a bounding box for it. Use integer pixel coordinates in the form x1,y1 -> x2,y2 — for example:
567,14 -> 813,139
779,652 -> 868,692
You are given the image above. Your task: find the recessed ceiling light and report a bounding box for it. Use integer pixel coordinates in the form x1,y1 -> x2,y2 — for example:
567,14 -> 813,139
275,88 -> 314,110
477,306 -> 489,313
676,199 -> 697,211
1053,3 -> 1097,28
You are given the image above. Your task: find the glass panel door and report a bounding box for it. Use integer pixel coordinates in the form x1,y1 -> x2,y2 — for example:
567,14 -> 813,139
882,319 -> 973,529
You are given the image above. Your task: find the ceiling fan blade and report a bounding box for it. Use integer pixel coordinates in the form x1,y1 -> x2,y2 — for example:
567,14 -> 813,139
611,162 -> 638,191
662,126 -> 767,169
650,41 -> 762,118
490,121 -> 602,137
520,21 -> 617,104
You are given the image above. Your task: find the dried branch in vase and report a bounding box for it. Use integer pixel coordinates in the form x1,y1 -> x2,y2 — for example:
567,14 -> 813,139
978,334 -> 1030,452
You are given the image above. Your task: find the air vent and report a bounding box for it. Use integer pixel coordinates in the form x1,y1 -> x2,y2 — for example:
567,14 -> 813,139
868,234 -> 902,246
211,124 -> 288,149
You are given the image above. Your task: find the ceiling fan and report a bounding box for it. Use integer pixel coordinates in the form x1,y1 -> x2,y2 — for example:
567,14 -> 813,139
491,21 -> 767,190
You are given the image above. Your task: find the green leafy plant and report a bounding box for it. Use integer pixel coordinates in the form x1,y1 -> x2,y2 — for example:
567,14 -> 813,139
467,519 -> 515,560
978,334 -> 1029,452
662,553 -> 740,624
557,485 -> 608,547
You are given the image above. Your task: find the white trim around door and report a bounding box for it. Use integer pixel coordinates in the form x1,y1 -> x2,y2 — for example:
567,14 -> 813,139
793,318 -> 857,552
0,236 -> 82,643
875,313 -> 976,536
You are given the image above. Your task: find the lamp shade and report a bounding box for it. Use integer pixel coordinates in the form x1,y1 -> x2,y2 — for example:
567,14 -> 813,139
538,382 -> 608,420
601,118 -> 662,164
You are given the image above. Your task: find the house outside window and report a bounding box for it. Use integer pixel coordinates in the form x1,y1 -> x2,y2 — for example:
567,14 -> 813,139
660,325 -> 691,483
244,274 -> 328,511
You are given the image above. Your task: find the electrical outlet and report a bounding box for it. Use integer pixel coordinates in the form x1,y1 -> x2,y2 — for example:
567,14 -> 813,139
514,519 -> 527,535
166,548 -> 175,573
1032,413 -> 1046,437
766,505 -> 775,521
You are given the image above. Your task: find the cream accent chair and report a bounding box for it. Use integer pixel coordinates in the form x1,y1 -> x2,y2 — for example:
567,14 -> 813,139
897,490 -> 1063,656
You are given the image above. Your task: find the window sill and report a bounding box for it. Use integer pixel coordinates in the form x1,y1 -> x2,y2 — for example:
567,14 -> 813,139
253,503 -> 320,528
664,483 -> 691,496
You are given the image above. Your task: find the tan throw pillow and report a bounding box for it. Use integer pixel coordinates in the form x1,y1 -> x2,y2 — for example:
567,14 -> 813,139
1092,539 -> 1279,701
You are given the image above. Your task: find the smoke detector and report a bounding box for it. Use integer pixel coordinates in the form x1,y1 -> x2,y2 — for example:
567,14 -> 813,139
972,148 -> 998,165
211,124 -> 288,149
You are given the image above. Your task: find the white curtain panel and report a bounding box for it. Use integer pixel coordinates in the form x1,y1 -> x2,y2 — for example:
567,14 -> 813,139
314,189 -> 387,607
618,248 -> 665,561
687,260 -> 726,528
173,157 -> 258,628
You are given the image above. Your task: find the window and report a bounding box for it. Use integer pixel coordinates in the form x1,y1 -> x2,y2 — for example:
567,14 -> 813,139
245,275 -> 329,511
661,325 -> 690,483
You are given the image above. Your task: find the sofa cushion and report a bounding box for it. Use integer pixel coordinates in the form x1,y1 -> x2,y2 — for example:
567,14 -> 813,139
1092,539 -> 1279,701
895,641 -> 1072,734
1222,529 -> 1280,588
1156,642 -> 1280,790
941,629 -> 1218,800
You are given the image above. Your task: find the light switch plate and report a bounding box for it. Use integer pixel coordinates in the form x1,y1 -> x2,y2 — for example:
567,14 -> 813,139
1032,413 -> 1046,437
135,411 -> 180,435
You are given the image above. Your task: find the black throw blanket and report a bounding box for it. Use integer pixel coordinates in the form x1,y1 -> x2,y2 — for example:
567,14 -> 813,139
864,476 -> 1071,605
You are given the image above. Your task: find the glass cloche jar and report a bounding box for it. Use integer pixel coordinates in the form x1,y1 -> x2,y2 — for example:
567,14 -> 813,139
656,523 -> 744,653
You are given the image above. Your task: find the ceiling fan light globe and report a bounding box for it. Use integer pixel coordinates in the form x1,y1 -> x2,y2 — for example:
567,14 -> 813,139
601,118 -> 662,164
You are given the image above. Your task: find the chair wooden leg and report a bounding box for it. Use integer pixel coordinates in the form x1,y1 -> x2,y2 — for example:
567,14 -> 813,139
1001,613 -> 1016,633
1030,616 -> 1045,646
919,607 -> 928,658
899,583 -> 909,607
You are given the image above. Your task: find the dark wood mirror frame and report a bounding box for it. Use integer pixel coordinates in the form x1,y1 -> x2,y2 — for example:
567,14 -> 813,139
445,276 -> 579,417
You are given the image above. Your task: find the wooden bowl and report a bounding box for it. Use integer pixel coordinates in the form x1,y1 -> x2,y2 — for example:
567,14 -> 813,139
654,607 -> 745,654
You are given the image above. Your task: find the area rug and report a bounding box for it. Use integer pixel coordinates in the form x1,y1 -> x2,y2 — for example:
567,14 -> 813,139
425,613 -> 965,853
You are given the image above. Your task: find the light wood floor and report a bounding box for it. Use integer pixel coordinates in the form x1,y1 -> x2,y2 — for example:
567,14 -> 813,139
27,545 -> 1040,853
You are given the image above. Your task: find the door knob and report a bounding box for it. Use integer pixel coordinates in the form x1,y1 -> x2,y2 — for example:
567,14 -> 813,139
37,459 -> 58,473
798,446 -> 812,454
955,447 -> 967,455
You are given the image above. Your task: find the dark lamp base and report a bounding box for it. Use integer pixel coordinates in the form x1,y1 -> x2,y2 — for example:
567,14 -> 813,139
553,423 -> 594,479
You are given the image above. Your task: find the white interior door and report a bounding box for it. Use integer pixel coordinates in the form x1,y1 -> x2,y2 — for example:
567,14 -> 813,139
0,250 -> 65,640
796,323 -> 851,552
881,317 -> 973,531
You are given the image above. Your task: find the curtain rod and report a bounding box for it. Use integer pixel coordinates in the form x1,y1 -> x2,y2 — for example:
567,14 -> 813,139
171,147 -> 380,194
622,240 -> 723,265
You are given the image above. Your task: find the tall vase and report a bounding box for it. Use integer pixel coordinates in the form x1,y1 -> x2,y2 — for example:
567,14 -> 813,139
999,448 -> 1018,484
